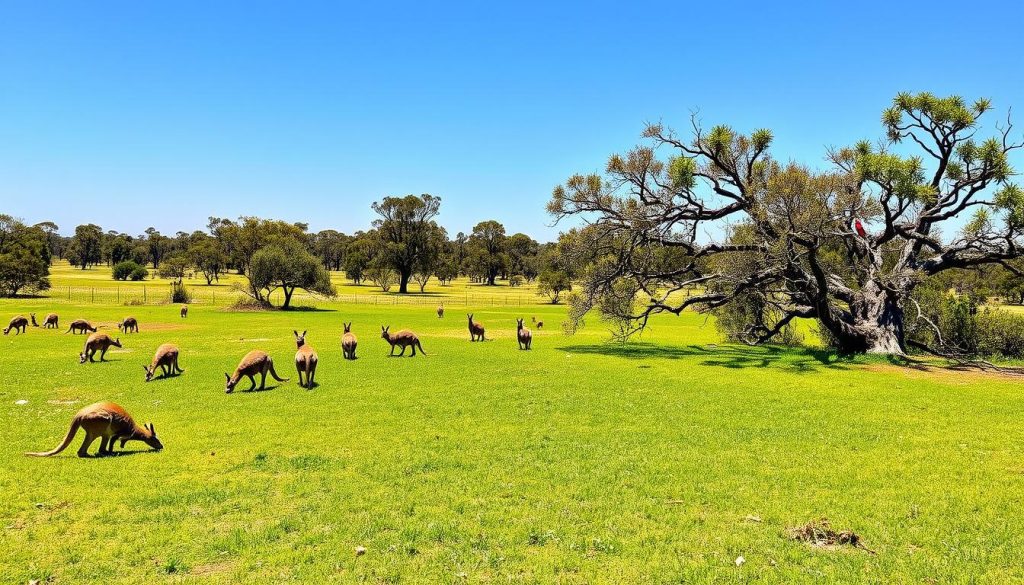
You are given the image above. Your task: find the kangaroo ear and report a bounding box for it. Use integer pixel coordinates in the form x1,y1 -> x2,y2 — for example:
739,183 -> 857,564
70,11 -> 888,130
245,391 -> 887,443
293,330 -> 298,337
224,372 -> 230,381
143,364 -> 149,371
302,330 -> 307,337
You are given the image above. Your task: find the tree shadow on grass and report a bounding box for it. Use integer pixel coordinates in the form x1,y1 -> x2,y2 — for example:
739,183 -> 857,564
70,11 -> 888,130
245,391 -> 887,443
559,342 -> 854,373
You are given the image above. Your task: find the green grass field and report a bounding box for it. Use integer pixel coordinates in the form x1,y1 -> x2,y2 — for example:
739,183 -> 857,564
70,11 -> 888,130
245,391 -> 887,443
2,264 -> 1023,583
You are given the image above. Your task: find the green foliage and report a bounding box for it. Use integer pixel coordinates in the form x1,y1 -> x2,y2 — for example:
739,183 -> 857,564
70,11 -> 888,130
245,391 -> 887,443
371,194 -> 444,293
246,239 -> 335,308
170,282 -> 192,304
157,253 -> 191,284
112,261 -> 146,281
0,215 -> 51,297
537,270 -> 571,304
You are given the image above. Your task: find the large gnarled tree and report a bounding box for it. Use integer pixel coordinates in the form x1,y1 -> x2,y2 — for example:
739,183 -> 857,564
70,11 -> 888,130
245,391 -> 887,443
549,93 -> 1024,354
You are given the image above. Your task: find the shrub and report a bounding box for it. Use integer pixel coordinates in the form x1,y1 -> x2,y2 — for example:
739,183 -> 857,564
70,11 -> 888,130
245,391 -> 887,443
129,266 -> 149,281
171,283 -> 192,304
113,261 -> 145,281
911,294 -> 1024,359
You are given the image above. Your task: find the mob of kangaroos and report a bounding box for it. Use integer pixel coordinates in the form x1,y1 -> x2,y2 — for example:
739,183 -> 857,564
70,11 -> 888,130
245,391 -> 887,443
144,343 -> 184,382
342,322 -> 357,360
293,330 -> 318,389
79,333 -> 122,363
4,315 -> 28,335
118,316 -> 139,333
468,313 -> 485,341
225,349 -> 289,393
65,319 -> 97,335
381,326 -> 426,357
532,316 -> 543,329
25,401 -> 163,458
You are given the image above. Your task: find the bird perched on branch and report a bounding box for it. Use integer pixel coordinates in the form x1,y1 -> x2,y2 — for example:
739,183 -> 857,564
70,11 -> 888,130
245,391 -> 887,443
854,218 -> 867,238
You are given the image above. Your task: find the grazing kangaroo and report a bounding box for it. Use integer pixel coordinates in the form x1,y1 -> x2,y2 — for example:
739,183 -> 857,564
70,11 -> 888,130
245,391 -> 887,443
517,318 -> 533,350
342,322 -> 358,360
4,315 -> 28,335
118,316 -> 139,333
532,316 -> 544,329
43,313 -> 59,329
79,333 -> 122,363
381,326 -> 426,357
144,343 -> 184,381
180,305 -> 188,318
294,330 -> 319,389
225,350 -> 289,393
65,319 -> 97,335
437,304 -> 444,318
30,313 -> 39,327
25,401 -> 163,458
468,314 -> 486,341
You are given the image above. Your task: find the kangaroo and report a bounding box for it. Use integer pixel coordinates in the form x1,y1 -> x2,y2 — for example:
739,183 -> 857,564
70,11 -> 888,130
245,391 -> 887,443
342,322 -> 358,360
468,313 -> 486,341
294,330 -> 319,389
180,305 -> 188,318
532,316 -> 544,329
65,319 -> 97,335
118,316 -> 139,333
25,401 -> 163,458
30,313 -> 39,327
517,318 -> 533,350
381,326 -> 426,357
80,333 -> 122,363
225,350 -> 289,393
437,304 -> 444,318
144,343 -> 184,381
4,315 -> 29,335
43,313 -> 59,329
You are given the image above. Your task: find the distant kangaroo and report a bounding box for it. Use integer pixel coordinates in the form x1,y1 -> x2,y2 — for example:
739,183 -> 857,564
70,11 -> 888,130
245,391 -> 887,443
225,350 -> 289,393
517,318 -> 533,350
4,315 -> 28,335
65,319 -> 96,335
144,343 -> 184,382
30,313 -> 39,327
342,322 -> 358,360
43,313 -> 59,329
180,305 -> 188,318
294,330 -> 319,389
381,326 -> 426,357
80,333 -> 122,363
468,313 -> 486,341
118,316 -> 139,333
532,316 -> 544,329
25,401 -> 163,458
437,304 -> 444,318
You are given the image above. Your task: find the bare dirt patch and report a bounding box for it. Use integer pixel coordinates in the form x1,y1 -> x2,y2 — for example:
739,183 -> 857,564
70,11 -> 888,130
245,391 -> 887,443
190,559 -> 235,577
787,518 -> 875,554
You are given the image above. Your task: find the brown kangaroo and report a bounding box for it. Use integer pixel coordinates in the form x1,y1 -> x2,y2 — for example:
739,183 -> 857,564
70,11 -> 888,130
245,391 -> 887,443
43,313 -> 59,329
294,330 -> 319,389
381,326 -> 426,357
225,350 -> 289,393
532,316 -> 544,329
30,313 -> 39,327
25,401 -> 163,458
468,313 -> 486,341
437,304 -> 444,318
180,305 -> 188,318
144,343 -> 184,381
118,316 -> 140,333
65,319 -> 97,334
342,322 -> 358,360
4,315 -> 28,335
517,318 -> 533,350
80,333 -> 122,363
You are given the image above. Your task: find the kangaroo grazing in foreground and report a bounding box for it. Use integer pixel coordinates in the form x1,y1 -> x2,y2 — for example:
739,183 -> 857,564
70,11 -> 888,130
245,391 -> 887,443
381,326 -> 426,357
342,322 -> 358,360
468,314 -> 486,341
532,316 -> 544,329
225,350 -> 289,393
517,318 -> 533,350
80,333 -> 122,363
144,343 -> 184,381
180,305 -> 188,318
437,304 -> 444,318
118,316 -> 139,333
4,315 -> 28,335
25,401 -> 163,458
65,319 -> 97,334
294,330 -> 319,389
43,313 -> 59,328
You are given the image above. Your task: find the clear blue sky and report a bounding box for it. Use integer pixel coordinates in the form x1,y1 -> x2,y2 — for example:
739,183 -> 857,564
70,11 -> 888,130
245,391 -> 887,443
2,1 -> 1022,241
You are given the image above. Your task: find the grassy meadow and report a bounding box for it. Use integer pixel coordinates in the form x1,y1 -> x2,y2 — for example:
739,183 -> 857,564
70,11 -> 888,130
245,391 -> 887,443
1,263 -> 1023,583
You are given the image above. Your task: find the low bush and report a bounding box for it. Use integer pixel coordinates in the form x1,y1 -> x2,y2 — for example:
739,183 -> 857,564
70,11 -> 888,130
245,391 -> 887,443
112,261 -> 146,281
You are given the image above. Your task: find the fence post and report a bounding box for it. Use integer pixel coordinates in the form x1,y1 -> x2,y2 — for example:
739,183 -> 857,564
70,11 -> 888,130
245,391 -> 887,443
144,285 -> 147,303
91,288 -> 94,303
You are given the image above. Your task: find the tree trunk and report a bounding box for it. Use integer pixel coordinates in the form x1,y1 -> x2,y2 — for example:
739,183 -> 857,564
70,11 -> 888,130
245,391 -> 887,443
399,270 -> 411,294
282,286 -> 295,309
833,283 -> 906,355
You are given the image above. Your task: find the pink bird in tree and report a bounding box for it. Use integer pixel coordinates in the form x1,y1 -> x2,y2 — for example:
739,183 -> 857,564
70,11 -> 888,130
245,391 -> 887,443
854,219 -> 867,238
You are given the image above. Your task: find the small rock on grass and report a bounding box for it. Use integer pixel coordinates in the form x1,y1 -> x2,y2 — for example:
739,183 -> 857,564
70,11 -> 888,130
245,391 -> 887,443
354,545 -> 366,556
735,555 -> 745,567
15,400 -> 28,405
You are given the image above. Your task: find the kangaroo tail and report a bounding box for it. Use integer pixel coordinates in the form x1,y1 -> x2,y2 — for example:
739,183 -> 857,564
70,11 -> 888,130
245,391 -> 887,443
268,360 -> 289,382
25,419 -> 80,457
417,340 -> 427,355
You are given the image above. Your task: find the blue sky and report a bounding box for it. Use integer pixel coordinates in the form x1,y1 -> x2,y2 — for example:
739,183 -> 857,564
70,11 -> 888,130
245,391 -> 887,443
2,1 -> 1022,241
